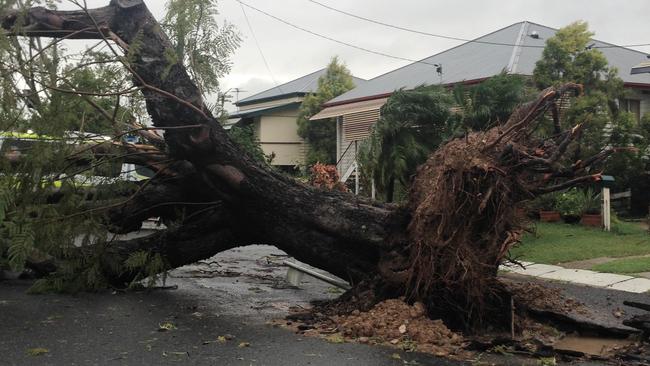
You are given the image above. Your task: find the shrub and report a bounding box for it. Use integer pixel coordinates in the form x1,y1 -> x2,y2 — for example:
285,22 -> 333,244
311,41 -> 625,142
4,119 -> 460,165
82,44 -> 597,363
580,188 -> 601,214
531,191 -> 560,211
555,188 -> 601,217
556,188 -> 583,217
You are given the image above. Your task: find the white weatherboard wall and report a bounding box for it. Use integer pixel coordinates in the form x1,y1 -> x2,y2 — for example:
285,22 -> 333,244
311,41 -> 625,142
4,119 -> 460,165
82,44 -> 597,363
337,117 -> 356,176
336,110 -> 380,176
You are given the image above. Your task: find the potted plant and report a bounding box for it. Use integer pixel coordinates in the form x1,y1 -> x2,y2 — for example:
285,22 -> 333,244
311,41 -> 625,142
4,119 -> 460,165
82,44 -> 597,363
580,188 -> 602,227
535,192 -> 561,222
556,188 -> 583,224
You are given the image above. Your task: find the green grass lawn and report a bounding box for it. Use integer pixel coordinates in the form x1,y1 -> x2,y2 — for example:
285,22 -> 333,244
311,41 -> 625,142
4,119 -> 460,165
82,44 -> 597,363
591,257 -> 650,274
510,221 -> 650,264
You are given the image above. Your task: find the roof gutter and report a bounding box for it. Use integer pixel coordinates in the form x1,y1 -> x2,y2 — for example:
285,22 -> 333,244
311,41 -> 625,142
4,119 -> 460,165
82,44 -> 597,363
624,82 -> 650,89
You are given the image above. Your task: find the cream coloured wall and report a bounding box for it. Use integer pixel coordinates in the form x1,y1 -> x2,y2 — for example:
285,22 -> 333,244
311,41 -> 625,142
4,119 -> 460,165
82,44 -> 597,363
259,110 -> 301,142
252,105 -> 306,166
263,143 -> 305,166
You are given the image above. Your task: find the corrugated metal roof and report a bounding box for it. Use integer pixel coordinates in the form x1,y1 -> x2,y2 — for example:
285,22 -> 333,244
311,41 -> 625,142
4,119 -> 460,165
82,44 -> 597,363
236,68 -> 366,106
327,21 -> 650,106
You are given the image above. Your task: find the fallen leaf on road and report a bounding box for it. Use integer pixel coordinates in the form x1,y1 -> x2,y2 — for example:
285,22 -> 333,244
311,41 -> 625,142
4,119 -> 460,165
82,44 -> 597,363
162,351 -> 189,357
238,342 -> 251,348
26,348 -> 49,356
326,334 -> 345,344
158,322 -> 177,331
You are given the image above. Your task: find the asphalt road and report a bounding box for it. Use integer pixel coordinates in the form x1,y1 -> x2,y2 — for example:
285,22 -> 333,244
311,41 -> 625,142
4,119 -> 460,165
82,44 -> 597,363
0,246 -> 463,366
1,245 -> 644,366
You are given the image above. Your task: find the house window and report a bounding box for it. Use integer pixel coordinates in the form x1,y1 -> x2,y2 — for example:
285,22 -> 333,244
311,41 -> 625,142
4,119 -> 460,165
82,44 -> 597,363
620,98 -> 641,122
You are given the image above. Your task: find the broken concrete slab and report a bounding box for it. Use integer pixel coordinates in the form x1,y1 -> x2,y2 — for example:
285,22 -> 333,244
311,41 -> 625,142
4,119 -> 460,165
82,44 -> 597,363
505,263 -> 562,276
500,261 -> 534,270
608,278 -> 650,293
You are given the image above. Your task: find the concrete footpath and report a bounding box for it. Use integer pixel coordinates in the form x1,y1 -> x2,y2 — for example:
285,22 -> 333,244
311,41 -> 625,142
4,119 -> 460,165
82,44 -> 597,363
501,261 -> 650,293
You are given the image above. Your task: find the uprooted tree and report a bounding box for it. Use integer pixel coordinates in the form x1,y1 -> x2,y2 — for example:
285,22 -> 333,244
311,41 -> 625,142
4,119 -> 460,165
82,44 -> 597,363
0,0 -> 618,330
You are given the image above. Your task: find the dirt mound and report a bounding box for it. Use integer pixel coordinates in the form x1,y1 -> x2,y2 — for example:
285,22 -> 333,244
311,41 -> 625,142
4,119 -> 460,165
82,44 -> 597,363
332,299 -> 465,356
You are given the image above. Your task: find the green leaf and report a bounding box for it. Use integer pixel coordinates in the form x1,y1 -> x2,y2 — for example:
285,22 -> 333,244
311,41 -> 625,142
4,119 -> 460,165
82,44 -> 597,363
26,348 -> 49,356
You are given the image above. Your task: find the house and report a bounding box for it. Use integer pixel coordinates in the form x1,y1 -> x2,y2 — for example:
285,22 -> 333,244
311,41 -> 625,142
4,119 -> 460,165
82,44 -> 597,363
229,68 -> 365,171
310,21 -> 650,180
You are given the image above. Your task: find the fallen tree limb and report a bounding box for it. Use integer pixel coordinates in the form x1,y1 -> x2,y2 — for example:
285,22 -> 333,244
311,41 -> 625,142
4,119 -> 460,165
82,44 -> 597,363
1,1 -> 618,330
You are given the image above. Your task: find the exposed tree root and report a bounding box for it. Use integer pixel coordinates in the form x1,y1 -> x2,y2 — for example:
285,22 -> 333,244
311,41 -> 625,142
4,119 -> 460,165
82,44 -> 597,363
391,84 -> 612,330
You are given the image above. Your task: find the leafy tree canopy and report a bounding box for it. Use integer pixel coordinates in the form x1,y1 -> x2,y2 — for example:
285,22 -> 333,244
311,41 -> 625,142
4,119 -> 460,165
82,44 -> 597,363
358,85 -> 454,202
533,21 -> 610,91
452,72 -> 529,131
162,0 -> 241,107
533,21 -> 648,197
227,124 -> 268,164
297,56 -> 355,165
0,0 -> 241,290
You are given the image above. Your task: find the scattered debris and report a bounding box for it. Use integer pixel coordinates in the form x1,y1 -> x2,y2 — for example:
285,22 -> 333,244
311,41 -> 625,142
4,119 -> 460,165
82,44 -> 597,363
247,287 -> 265,293
162,351 -> 189,357
613,308 -> 625,319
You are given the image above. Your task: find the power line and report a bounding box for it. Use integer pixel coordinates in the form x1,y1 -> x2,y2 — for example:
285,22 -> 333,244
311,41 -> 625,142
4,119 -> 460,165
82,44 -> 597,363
306,0 -> 522,46
235,0 -> 440,68
239,2 -> 284,93
235,0 -> 648,74
305,0 -> 650,50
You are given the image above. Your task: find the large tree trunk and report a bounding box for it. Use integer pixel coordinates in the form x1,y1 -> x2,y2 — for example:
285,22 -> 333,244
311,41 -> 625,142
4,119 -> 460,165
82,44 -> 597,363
1,1 -> 612,330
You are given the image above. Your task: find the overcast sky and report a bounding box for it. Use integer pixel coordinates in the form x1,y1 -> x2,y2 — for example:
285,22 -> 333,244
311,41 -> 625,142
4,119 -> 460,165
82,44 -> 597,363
62,0 -> 650,110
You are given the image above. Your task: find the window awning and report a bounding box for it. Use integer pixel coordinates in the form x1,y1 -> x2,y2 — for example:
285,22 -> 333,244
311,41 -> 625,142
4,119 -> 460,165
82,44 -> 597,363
310,98 -> 388,120
229,101 -> 300,119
